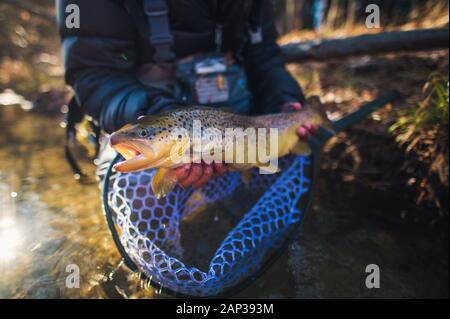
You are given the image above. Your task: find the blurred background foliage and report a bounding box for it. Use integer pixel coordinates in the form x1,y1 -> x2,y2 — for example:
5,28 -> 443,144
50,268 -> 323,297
274,0 -> 449,34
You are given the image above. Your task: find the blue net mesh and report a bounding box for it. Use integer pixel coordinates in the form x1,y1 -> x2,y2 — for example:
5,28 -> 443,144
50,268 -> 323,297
106,155 -> 312,297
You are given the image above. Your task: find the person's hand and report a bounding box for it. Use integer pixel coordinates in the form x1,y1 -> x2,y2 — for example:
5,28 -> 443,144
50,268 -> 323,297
281,102 -> 319,140
172,161 -> 227,189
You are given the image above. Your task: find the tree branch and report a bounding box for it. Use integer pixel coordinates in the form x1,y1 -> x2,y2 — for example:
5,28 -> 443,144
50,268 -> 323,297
281,28 -> 450,62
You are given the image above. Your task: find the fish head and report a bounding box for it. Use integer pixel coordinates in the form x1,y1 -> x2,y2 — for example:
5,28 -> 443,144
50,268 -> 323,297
110,115 -> 190,173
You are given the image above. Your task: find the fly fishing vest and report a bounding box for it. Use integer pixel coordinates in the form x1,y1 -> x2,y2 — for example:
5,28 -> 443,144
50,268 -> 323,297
125,0 -> 264,115
65,0 -> 264,178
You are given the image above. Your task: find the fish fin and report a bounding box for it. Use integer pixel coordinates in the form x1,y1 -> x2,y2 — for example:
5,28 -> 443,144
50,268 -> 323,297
151,168 -> 178,199
188,105 -> 237,114
258,163 -> 281,175
292,141 -> 312,156
241,170 -> 253,184
182,192 -> 209,222
218,106 -> 237,113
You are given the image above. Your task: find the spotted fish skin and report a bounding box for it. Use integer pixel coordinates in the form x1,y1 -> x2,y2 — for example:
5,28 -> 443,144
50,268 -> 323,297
110,97 -> 334,198
135,102 -> 331,148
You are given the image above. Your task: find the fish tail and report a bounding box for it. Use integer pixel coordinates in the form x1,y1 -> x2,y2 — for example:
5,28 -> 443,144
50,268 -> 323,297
307,96 -> 336,135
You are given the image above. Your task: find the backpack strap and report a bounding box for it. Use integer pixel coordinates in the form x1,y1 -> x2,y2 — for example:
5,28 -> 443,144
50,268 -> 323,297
124,0 -> 175,63
124,0 -> 263,59
143,0 -> 175,63
248,0 -> 263,44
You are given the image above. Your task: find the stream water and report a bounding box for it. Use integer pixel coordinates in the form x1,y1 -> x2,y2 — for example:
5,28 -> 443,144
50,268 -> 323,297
0,105 -> 447,299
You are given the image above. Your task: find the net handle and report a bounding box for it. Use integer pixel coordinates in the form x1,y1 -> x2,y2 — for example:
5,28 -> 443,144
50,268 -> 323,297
102,155 -> 139,273
311,90 -> 401,147
102,155 -> 196,298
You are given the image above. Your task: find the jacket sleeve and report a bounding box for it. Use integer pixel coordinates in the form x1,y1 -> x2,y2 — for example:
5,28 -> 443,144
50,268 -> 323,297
243,0 -> 305,115
57,0 -> 182,134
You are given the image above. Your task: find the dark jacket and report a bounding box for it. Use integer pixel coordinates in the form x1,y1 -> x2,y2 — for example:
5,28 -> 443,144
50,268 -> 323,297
57,0 -> 305,133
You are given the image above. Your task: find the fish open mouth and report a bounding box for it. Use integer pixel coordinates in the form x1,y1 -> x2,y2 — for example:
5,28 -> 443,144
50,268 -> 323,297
110,138 -> 159,173
113,143 -> 143,160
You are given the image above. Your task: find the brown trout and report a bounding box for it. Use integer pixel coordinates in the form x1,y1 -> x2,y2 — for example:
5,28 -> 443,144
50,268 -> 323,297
110,97 -> 334,198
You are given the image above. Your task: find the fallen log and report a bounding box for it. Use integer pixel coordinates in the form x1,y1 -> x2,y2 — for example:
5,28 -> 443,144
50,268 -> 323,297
281,28 -> 449,62
3,2 -> 447,63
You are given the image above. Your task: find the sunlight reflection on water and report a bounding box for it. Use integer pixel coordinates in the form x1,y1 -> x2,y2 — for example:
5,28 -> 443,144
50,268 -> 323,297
0,107 -> 154,299
0,218 -> 22,262
0,184 -> 22,263
0,105 -> 447,299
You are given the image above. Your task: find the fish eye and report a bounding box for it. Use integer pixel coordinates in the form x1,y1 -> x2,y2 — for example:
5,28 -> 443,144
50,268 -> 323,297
139,129 -> 148,138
